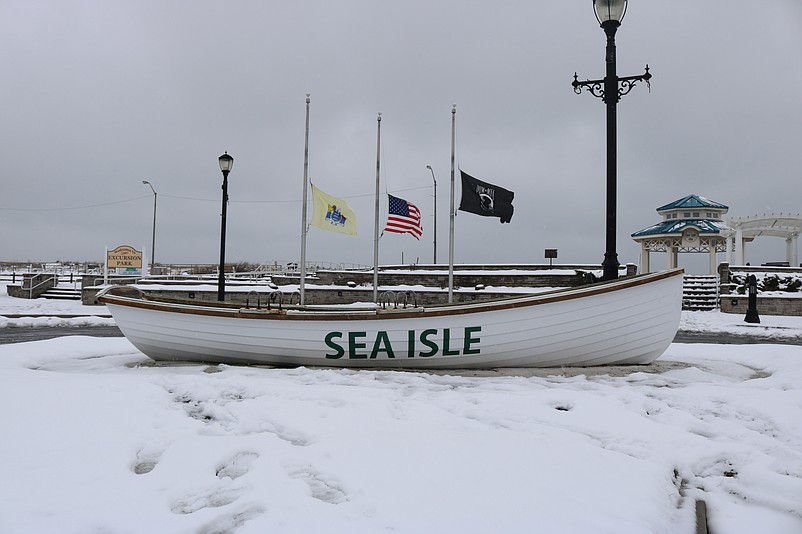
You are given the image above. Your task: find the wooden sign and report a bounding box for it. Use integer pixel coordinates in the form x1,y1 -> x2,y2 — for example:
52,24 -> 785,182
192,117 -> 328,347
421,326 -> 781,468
107,245 -> 142,269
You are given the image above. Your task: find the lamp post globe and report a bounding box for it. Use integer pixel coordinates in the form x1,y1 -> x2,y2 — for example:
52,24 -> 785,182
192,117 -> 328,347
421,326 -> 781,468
219,152 -> 234,173
593,0 -> 627,26
217,152 -> 233,301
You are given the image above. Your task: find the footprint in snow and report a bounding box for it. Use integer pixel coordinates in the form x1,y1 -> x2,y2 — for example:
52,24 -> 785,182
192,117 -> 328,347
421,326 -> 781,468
197,505 -> 265,534
216,451 -> 259,480
171,484 -> 243,514
287,464 -> 349,504
131,443 -> 166,475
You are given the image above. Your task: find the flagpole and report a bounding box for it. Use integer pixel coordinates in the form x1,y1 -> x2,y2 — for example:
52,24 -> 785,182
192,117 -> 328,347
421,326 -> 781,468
426,165 -> 437,264
300,94 -> 310,305
373,112 -> 382,303
448,104 -> 456,304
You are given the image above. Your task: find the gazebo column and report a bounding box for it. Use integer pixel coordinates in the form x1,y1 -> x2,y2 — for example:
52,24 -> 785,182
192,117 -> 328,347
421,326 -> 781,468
788,234 -> 799,267
666,242 -> 678,269
708,243 -> 717,275
665,242 -> 672,269
735,228 -> 744,265
726,235 -> 733,264
640,243 -> 650,273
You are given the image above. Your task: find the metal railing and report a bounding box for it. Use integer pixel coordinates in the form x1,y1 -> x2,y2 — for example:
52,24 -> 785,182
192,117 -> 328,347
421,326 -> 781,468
378,290 -> 419,310
23,274 -> 58,299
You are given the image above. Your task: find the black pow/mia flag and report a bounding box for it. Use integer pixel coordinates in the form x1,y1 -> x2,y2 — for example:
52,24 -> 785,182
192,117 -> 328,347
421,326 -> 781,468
458,170 -> 515,224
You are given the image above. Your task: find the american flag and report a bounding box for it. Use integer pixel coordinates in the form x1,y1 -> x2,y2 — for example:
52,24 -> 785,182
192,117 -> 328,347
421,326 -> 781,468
384,194 -> 423,240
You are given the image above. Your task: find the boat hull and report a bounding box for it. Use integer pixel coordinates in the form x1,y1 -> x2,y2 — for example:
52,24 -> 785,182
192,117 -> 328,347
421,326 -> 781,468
99,269 -> 683,369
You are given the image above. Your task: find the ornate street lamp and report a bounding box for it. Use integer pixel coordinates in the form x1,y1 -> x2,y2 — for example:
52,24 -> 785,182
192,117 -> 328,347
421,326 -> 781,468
217,152 -> 234,301
573,0 -> 651,281
426,165 -> 437,264
593,0 -> 626,24
142,180 -> 157,274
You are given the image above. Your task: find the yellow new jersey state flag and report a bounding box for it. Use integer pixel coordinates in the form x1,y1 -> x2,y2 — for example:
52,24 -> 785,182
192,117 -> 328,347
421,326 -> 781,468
310,184 -> 357,236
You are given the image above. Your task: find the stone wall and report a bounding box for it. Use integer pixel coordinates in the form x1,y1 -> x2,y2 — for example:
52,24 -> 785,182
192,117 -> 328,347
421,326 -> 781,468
718,262 -> 802,315
81,275 -> 141,289
272,264 -> 637,289
6,273 -> 58,299
83,264 -> 639,306
720,295 -> 802,317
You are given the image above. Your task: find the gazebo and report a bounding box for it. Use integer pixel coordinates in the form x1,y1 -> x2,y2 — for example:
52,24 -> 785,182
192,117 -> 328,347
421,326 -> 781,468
632,195 -> 731,274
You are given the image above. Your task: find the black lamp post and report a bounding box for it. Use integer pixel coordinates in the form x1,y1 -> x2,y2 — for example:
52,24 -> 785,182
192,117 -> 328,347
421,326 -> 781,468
217,152 -> 234,301
744,274 -> 760,323
572,0 -> 651,281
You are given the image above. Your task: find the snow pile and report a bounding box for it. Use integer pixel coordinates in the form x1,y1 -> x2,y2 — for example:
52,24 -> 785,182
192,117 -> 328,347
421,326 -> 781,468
680,310 -> 802,340
1,338 -> 801,533
728,271 -> 802,296
0,288 -> 101,317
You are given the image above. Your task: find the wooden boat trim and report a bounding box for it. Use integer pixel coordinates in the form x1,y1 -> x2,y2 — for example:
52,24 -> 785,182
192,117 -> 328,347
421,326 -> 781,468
98,269 -> 683,322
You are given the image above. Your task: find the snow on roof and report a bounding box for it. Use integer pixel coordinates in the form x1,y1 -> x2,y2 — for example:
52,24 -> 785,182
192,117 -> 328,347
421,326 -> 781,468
656,194 -> 728,212
631,218 -> 731,237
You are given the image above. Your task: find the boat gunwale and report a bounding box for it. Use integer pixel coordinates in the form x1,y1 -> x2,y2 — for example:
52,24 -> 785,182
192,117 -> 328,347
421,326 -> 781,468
98,269 -> 683,322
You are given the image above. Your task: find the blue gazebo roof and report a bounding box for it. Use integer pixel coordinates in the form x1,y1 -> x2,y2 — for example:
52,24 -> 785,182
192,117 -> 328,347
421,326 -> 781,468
657,194 -> 728,212
631,219 -> 730,238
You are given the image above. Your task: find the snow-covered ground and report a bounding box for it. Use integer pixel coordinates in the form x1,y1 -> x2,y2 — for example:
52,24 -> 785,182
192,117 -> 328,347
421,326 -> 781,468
1,283 -> 802,533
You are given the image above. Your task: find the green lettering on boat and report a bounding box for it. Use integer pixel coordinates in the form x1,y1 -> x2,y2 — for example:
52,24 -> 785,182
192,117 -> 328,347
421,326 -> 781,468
419,329 -> 438,357
370,331 -> 395,359
349,331 -> 367,359
442,328 -> 460,356
464,326 -> 481,355
324,331 -> 344,359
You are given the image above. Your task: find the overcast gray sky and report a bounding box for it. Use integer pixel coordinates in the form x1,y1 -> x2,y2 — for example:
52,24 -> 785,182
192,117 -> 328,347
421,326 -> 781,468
2,1 -> 800,272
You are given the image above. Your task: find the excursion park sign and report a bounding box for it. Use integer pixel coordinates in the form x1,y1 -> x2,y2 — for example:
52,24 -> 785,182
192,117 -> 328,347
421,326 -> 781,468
106,245 -> 143,269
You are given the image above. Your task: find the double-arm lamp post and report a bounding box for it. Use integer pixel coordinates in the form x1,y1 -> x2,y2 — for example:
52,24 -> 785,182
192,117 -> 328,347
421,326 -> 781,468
572,0 -> 651,281
217,152 -> 234,301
